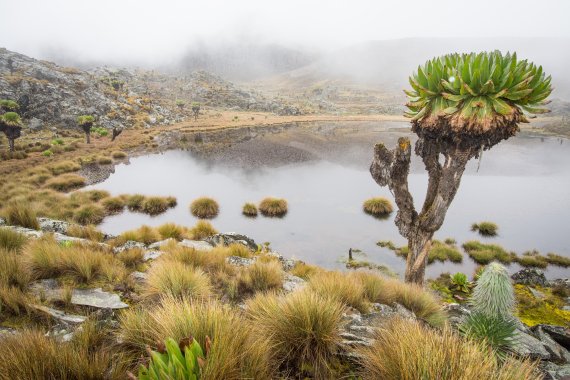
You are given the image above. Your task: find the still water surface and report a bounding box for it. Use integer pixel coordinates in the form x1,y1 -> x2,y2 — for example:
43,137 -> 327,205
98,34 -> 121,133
87,122 -> 570,279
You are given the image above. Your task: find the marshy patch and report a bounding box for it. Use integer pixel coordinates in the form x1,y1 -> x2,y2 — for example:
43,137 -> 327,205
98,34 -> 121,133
190,197 -> 219,219
471,221 -> 499,237
259,197 -> 288,217
363,197 -> 393,218
462,240 -> 514,265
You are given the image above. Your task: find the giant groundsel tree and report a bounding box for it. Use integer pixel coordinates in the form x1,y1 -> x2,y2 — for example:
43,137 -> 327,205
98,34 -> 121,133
370,51 -> 552,284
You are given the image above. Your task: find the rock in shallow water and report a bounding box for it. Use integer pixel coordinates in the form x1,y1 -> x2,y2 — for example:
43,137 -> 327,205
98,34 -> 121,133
511,268 -> 548,287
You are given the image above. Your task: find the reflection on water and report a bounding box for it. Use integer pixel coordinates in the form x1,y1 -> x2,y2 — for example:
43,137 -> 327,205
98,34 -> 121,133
87,122 -> 570,279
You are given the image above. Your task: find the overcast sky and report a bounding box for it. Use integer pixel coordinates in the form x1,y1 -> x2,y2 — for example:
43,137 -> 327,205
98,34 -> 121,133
1,0 -> 569,64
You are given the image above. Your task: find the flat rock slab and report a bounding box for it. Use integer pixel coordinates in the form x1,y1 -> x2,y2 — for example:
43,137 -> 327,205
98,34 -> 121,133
113,240 -> 146,253
179,239 -> 213,251
71,288 -> 128,309
512,329 -> 551,360
31,304 -> 86,325
148,238 -> 176,249
143,250 -> 163,261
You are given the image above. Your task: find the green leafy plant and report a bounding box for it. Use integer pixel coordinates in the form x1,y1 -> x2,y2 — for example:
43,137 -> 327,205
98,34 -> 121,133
404,51 -> 552,133
470,262 -> 515,320
90,126 -> 108,137
134,336 -> 209,380
450,272 -> 471,293
0,99 -> 19,111
459,312 -> 517,359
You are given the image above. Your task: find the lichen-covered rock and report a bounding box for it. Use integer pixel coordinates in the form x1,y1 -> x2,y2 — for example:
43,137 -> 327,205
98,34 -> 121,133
511,268 -> 548,287
266,251 -> 297,271
226,256 -> 255,267
148,238 -> 176,250
511,328 -> 552,360
179,239 -> 214,251
143,250 -> 163,261
535,325 -> 570,351
38,217 -> 71,234
283,274 -> 305,293
206,233 -> 258,251
540,362 -> 570,380
1,225 -> 43,238
443,303 -> 471,328
533,325 -> 570,363
113,240 -> 146,254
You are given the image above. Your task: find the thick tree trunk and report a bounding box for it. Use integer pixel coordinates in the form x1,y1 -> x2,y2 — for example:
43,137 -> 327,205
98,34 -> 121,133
370,136 -> 476,285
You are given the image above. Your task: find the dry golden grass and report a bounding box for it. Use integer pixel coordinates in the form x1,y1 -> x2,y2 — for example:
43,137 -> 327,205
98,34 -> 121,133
116,248 -> 145,269
0,284 -> 32,316
0,248 -> 31,290
2,201 -> 39,229
190,197 -> 219,219
357,318 -> 539,380
73,204 -> 105,225
242,202 -> 258,217
0,228 -> 28,252
245,290 -> 346,378
118,225 -> 161,245
188,220 -> 218,239
118,296 -> 274,379
102,196 -> 125,214
141,196 -> 175,215
0,328 -> 129,380
290,261 -> 322,280
162,244 -> 233,276
308,271 -> 369,312
48,160 -> 80,175
238,261 -> 283,293
145,260 -> 212,299
45,173 -> 86,192
363,197 -> 393,217
156,222 -> 187,241
259,197 -> 288,217
66,224 -> 105,242
111,151 -> 128,159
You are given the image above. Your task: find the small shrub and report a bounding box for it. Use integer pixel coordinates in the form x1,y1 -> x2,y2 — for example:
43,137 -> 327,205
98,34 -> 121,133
308,271 -> 368,312
51,138 -> 64,146
2,201 -> 39,229
189,220 -> 218,240
42,150 -> 53,157
470,262 -> 515,319
111,151 -> 128,159
471,221 -> 499,236
0,229 -> 27,252
190,197 -> 219,219
137,337 -> 205,380
145,260 -> 212,299
259,197 -> 288,217
356,318 -> 538,380
102,196 -> 125,214
242,202 -> 258,217
363,197 -> 393,217
450,272 -> 471,293
462,240 -> 513,265
73,204 -> 105,225
246,290 -> 345,378
45,174 -> 86,192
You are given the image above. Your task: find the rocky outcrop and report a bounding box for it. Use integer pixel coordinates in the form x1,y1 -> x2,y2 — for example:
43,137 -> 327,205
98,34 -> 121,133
511,268 -> 548,287
206,232 -> 258,251
71,288 -> 128,309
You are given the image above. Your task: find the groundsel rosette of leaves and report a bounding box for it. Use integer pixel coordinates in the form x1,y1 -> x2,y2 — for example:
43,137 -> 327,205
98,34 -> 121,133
405,51 -> 552,133
132,335 -> 210,380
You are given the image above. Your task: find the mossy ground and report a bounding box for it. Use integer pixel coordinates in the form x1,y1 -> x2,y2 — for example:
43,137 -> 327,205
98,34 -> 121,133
514,284 -> 570,326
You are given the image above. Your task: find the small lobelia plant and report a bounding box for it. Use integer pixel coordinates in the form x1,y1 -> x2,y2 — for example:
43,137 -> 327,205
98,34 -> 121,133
133,335 -> 210,380
470,262 -> 514,318
461,262 -> 517,358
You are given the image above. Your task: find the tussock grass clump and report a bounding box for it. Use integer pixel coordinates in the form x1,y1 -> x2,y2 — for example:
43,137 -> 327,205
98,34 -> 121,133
0,329 -> 128,380
118,296 -> 273,379
157,223 -> 186,241
102,196 -> 125,214
117,248 -> 145,269
259,197 -> 288,217
546,253 -> 570,267
377,240 -> 397,250
515,250 -> 548,268
111,151 -> 128,159
142,196 -> 174,216
0,228 -> 28,252
74,189 -> 110,202
290,261 -> 322,280
471,221 -> 499,237
189,220 -> 218,240
349,271 -> 445,327
73,204 -> 105,225
308,271 -> 368,312
126,194 -> 146,211
49,160 -> 81,175
2,201 -> 39,229
239,261 -> 283,293
462,240 -> 513,265
357,318 -> 538,380
0,248 -> 31,289
97,156 -> 113,165
119,225 -> 161,245
162,245 -> 233,276
0,285 -> 31,316
66,224 -> 105,242
145,260 -> 212,299
363,197 -> 393,217
45,174 -> 86,192
190,197 -> 219,219
245,290 -> 345,378
428,240 -> 463,264
242,202 -> 258,217
23,238 -> 123,284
